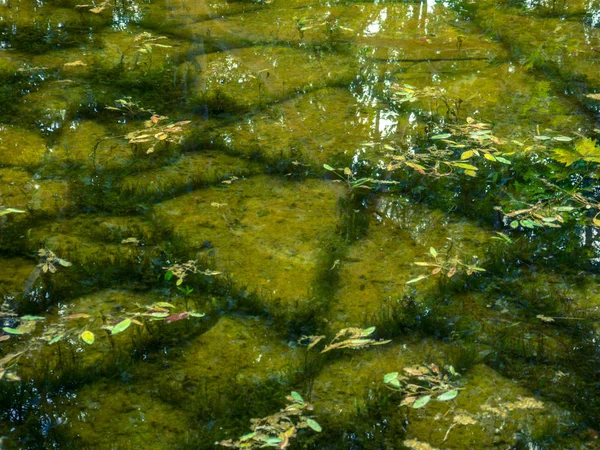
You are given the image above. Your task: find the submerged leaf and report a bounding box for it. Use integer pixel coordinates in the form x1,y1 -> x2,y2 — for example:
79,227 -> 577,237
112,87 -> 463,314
437,390 -> 459,401
413,395 -> 431,409
80,330 -> 95,345
291,391 -> 304,404
110,318 -> 132,335
306,418 -> 322,432
2,327 -> 25,335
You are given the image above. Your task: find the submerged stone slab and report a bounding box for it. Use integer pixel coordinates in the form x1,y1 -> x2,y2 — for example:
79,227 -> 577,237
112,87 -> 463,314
155,175 -> 343,311
207,86 -> 400,166
388,60 -> 590,137
119,151 -> 261,202
178,2 -> 494,58
49,120 -> 132,172
58,314 -> 298,448
0,257 -> 37,297
0,125 -> 47,168
463,0 -> 600,107
61,378 -> 192,450
192,46 -> 357,112
312,340 -> 577,448
163,315 -> 300,389
330,195 -> 491,329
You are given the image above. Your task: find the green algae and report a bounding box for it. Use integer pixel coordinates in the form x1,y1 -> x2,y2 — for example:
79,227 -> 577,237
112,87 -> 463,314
1,0 -> 600,448
155,175 -> 343,323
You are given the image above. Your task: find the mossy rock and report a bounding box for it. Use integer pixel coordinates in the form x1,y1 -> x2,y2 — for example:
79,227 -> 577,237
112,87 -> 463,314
0,257 -> 37,297
49,120 -> 132,172
205,86 -> 398,167
118,151 -> 262,202
17,80 -> 86,133
190,46 -> 357,113
0,125 -> 47,168
155,175 -> 343,318
330,195 -> 491,329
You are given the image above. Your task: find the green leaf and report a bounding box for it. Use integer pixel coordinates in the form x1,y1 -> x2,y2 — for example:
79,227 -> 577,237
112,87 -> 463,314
306,418 -> 322,432
520,219 -> 536,229
510,220 -> 519,229
406,275 -> 428,284
437,390 -> 459,401
49,335 -> 64,344
263,437 -> 283,445
534,135 -> 551,141
20,315 -> 45,321
429,247 -> 437,258
412,395 -> 431,409
451,162 -> 478,171
155,302 -> 176,308
323,164 -> 335,171
164,271 -> 173,281
360,326 -> 376,336
80,330 -> 95,345
2,327 -> 25,335
291,391 -> 304,404
384,372 -> 399,384
431,133 -> 452,140
0,208 -> 26,216
111,318 -> 132,335
188,312 -> 205,318
240,432 -> 256,442
552,148 -> 580,167
495,156 -> 511,165
553,136 -> 572,142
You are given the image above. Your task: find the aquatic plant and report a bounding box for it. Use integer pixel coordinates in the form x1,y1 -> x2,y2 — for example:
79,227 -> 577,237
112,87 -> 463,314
0,208 -> 25,217
36,249 -> 72,274
383,119 -> 511,178
301,326 -> 391,354
219,391 -> 321,449
407,243 -> 485,285
383,363 -> 462,409
163,260 -> 221,286
91,112 -> 192,164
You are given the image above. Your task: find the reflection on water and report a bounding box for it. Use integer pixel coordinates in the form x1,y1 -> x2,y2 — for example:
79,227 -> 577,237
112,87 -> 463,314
1,0 -> 600,448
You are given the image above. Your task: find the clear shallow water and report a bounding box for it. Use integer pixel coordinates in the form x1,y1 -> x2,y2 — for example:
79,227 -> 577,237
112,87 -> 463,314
1,0 -> 600,448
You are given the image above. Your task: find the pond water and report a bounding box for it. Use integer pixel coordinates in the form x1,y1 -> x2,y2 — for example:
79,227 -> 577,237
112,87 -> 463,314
1,0 -> 600,448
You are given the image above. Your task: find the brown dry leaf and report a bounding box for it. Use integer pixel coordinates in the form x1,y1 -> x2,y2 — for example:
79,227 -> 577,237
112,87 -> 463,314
404,366 -> 430,377
505,397 -> 544,410
63,313 -> 90,320
480,404 -> 507,419
453,414 -> 477,425
402,439 -> 439,450
64,60 -> 87,67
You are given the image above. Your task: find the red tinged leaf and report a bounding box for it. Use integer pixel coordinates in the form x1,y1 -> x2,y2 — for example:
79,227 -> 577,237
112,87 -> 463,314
165,312 -> 189,323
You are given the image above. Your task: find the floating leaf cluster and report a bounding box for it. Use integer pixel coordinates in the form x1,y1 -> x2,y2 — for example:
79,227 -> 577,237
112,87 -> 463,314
219,392 -> 321,449
36,248 -> 72,274
384,364 -> 462,409
301,326 -> 390,353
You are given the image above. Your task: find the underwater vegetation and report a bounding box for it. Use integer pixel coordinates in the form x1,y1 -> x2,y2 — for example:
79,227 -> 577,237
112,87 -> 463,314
1,0 -> 600,449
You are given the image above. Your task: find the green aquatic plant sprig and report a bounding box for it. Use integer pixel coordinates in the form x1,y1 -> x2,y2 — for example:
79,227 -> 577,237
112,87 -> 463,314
301,326 -> 391,354
219,391 -> 321,449
384,363 -> 462,409
407,243 -> 485,285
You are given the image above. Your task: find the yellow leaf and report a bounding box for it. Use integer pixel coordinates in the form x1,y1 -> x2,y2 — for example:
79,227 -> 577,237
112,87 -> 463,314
460,150 -> 474,160
593,213 -> 600,227
483,153 -> 496,161
80,330 -> 95,345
